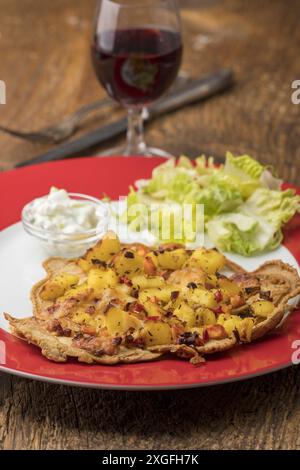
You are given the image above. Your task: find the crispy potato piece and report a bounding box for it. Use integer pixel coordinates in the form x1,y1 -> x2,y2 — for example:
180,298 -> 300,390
251,300 -> 275,318
112,249 -> 144,277
157,248 -> 189,270
173,303 -> 195,327
104,307 -> 142,335
87,268 -> 118,290
142,321 -> 172,346
187,247 -> 225,274
131,275 -> 165,289
187,288 -> 217,309
40,273 -> 79,301
85,231 -> 121,266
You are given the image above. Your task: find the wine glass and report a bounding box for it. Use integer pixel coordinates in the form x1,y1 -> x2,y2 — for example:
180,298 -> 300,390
91,0 -> 182,157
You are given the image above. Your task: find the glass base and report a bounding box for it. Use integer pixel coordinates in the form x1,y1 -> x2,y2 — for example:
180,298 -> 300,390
97,146 -> 173,158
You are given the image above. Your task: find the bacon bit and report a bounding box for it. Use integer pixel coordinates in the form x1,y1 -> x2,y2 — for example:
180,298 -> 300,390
231,294 -> 245,308
165,310 -> 173,318
91,259 -> 107,268
204,282 -> 214,290
47,305 -> 59,315
171,324 -> 185,341
80,325 -> 97,336
47,319 -> 71,337
143,255 -> 157,275
260,290 -> 272,301
161,270 -> 171,280
187,282 -> 197,289
112,336 -> 122,346
177,332 -> 203,347
85,305 -> 96,315
119,275 -> 133,287
202,329 -> 209,343
171,291 -> 180,301
212,305 -> 223,315
205,324 -> 227,340
147,316 -> 160,322
128,301 -> 146,315
214,290 -> 223,302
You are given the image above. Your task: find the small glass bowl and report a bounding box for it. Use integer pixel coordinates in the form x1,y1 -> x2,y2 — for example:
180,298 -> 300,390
22,192 -> 111,258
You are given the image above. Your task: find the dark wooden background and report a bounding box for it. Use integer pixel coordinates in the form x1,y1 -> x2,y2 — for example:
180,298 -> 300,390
1,0 -> 300,450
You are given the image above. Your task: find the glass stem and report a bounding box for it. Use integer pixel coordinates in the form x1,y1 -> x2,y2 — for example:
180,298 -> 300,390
125,107 -> 147,155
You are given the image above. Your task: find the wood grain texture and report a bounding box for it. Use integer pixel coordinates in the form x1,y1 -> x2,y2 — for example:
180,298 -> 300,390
1,0 -> 300,450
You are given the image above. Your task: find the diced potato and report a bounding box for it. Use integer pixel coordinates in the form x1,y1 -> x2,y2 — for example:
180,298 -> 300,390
173,303 -> 195,327
187,247 -> 225,274
195,307 -> 216,326
77,258 -> 90,273
218,315 -> 241,336
62,282 -> 92,300
131,275 -> 165,290
187,288 -> 217,309
251,300 -> 275,318
40,273 -> 79,301
85,231 -> 121,265
217,314 -> 254,341
104,307 -> 142,335
235,318 -> 254,342
143,300 -> 162,318
157,248 -> 189,270
112,249 -> 144,277
218,277 -> 241,296
143,252 -> 158,275
205,324 -> 228,340
139,286 -> 178,304
142,321 -> 172,346
87,268 -> 118,290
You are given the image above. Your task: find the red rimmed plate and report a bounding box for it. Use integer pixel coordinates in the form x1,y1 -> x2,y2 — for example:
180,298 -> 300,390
1,156 -> 300,390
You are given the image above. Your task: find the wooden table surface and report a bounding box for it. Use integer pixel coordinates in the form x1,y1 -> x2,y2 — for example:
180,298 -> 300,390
1,0 -> 300,450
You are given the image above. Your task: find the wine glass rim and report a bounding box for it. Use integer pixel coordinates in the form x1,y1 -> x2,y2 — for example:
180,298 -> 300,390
102,0 -> 178,8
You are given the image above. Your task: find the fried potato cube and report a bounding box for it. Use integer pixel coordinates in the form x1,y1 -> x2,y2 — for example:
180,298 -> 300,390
77,258 -> 90,273
104,307 -> 142,335
188,288 -> 217,309
138,286 -> 178,304
62,282 -> 92,300
85,232 -> 121,265
112,249 -> 144,277
236,318 -> 254,342
87,268 -> 118,290
188,247 -> 225,274
195,307 -> 216,326
173,303 -> 195,327
143,252 -> 158,275
157,248 -> 189,270
217,314 -> 254,342
143,300 -> 162,318
251,300 -> 275,318
205,324 -> 228,340
40,273 -> 79,301
131,275 -> 165,289
72,309 -> 97,326
142,321 -> 172,346
218,277 -> 241,296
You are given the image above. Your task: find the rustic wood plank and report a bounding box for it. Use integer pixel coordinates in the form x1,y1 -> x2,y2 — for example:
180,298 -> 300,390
0,0 -> 300,450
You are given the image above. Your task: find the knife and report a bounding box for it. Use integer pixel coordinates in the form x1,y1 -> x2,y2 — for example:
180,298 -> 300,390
16,69 -> 233,168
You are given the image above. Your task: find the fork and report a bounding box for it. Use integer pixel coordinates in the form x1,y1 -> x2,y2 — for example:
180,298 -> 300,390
0,72 -> 190,145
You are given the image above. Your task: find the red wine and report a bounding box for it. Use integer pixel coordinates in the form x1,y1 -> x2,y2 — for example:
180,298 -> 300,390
92,28 -> 182,106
